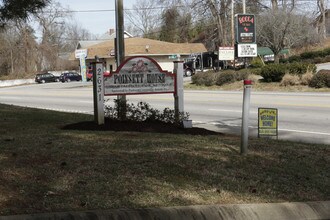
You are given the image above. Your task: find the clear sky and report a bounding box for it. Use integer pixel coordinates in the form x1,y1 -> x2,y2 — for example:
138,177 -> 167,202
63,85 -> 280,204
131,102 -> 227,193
58,0 -> 136,36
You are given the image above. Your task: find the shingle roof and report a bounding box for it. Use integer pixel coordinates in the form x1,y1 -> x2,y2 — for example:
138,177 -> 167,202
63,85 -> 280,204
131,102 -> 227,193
82,37 -> 207,59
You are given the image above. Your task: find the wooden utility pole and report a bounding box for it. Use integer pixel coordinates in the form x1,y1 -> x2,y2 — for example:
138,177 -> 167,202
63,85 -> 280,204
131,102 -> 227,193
115,0 -> 127,120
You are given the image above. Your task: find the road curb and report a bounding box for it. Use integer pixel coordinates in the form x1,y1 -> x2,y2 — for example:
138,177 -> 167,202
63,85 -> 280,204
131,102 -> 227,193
1,201 -> 329,220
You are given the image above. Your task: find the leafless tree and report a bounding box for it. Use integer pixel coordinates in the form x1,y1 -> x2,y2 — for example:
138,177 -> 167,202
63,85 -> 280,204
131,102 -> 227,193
125,0 -> 161,38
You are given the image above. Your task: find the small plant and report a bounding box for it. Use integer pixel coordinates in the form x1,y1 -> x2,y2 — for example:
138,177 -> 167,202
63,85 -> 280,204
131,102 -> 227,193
191,71 -> 217,86
104,99 -> 190,124
280,74 -> 300,86
301,72 -> 314,86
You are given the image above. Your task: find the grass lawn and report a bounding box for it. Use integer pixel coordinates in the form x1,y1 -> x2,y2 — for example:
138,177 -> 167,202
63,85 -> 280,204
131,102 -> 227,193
0,104 -> 329,215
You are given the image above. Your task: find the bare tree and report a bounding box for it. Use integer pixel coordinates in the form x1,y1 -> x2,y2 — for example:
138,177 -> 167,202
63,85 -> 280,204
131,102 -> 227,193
125,0 -> 162,38
34,1 -> 70,71
257,10 -> 318,63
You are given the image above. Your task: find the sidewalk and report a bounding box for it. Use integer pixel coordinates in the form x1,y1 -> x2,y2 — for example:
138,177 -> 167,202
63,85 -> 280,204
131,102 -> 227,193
0,201 -> 329,220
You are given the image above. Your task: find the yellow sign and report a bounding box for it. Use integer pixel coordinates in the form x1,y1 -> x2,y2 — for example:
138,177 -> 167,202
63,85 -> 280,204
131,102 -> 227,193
258,108 -> 278,137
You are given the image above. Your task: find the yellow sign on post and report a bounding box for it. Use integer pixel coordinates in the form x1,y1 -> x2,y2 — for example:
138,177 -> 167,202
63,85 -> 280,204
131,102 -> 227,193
258,108 -> 278,137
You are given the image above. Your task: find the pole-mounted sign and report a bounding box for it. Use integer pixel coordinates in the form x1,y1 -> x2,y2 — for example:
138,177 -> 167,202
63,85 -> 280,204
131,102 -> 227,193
235,14 -> 256,44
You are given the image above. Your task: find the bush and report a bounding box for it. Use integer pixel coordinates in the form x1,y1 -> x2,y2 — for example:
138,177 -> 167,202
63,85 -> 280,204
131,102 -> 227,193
191,72 -> 217,86
250,57 -> 264,68
309,70 -> 330,88
280,74 -> 300,86
301,72 -> 314,85
215,71 -> 237,86
260,64 -> 286,82
286,62 -> 316,75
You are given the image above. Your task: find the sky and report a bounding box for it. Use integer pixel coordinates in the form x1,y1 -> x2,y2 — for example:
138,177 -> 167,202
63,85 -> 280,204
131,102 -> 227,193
58,0 -> 136,36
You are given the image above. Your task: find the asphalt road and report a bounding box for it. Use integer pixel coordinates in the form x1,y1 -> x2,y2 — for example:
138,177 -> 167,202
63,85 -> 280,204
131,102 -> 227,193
0,81 -> 329,145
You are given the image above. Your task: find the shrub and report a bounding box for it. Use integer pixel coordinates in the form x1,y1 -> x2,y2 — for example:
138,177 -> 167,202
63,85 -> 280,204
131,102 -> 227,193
309,70 -> 330,88
191,72 -> 217,86
250,57 -> 264,68
104,100 -> 190,124
286,62 -> 316,75
301,72 -> 314,85
216,71 -> 237,86
288,55 -> 301,63
260,64 -> 286,82
280,74 -> 300,86
236,70 -> 250,81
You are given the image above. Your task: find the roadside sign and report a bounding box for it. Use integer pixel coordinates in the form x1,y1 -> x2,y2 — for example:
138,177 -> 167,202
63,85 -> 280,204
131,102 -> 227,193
104,56 -> 175,95
75,49 -> 87,58
169,54 -> 180,59
219,47 -> 235,60
258,108 -> 278,137
237,44 -> 257,57
235,14 -> 256,44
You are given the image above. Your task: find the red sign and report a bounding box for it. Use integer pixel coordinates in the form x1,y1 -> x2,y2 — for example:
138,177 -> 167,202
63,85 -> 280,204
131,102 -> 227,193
104,56 -> 175,96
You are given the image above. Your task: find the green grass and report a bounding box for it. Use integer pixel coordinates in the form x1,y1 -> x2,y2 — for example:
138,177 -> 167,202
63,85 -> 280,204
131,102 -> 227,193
0,104 -> 329,215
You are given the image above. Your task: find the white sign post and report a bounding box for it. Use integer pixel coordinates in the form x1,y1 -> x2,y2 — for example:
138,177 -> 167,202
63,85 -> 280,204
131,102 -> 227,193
75,49 -> 88,82
173,61 -> 184,123
93,62 -> 104,125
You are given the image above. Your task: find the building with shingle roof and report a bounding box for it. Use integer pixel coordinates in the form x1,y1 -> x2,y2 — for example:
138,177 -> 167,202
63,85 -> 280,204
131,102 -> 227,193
73,37 -> 207,72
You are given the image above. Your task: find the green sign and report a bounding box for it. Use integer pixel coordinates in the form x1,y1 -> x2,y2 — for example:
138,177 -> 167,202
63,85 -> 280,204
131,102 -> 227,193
258,108 -> 278,137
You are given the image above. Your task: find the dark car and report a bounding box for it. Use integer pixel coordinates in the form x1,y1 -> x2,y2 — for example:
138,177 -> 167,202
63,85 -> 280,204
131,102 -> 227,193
35,73 -> 59,83
59,72 -> 82,82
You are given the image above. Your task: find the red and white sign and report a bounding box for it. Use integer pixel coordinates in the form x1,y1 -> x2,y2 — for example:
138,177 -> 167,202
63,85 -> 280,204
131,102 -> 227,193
104,56 -> 175,96
219,47 -> 235,60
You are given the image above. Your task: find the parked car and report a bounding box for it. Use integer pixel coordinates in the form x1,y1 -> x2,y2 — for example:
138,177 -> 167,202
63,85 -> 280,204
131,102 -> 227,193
59,72 -> 82,82
35,73 -> 59,83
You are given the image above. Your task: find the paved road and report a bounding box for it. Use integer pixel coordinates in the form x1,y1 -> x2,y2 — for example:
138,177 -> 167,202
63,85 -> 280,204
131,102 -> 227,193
0,81 -> 329,145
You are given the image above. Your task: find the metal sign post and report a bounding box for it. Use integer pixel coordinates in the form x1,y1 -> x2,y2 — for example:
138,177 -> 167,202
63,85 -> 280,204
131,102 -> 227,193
241,79 -> 252,155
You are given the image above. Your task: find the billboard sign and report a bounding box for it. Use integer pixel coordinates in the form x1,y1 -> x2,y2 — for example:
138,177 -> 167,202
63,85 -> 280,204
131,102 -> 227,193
236,14 -> 256,44
104,56 -> 175,96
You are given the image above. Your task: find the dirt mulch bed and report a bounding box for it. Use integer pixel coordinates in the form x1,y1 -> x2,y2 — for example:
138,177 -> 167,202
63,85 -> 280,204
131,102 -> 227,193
62,118 -> 221,136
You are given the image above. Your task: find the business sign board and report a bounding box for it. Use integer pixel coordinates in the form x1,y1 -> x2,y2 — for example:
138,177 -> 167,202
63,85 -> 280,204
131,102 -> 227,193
236,14 -> 256,44
75,49 -> 87,58
219,47 -> 235,60
258,108 -> 278,137
104,56 -> 175,96
237,44 -> 257,57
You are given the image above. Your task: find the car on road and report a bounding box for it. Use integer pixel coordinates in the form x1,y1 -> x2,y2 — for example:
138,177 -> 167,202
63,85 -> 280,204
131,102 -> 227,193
35,73 -> 60,83
59,72 -> 82,82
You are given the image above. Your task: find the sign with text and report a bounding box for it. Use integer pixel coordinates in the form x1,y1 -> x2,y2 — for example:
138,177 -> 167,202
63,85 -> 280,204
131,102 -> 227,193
219,47 -> 235,60
258,108 -> 278,137
104,56 -> 175,96
237,44 -> 257,57
75,49 -> 87,58
236,14 -> 256,44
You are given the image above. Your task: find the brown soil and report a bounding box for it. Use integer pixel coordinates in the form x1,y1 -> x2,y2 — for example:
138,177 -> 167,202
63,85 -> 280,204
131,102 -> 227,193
62,118 -> 220,136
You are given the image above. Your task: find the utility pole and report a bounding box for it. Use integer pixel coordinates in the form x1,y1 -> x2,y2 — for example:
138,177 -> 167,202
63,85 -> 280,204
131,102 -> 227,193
242,0 -> 246,13
231,0 -> 235,46
115,0 -> 127,120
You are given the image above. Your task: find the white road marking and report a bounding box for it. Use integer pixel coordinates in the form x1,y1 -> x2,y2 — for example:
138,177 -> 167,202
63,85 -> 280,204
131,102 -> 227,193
193,121 -> 330,136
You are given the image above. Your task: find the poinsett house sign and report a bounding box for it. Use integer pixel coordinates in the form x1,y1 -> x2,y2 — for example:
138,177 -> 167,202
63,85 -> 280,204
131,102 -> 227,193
104,56 -> 175,95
